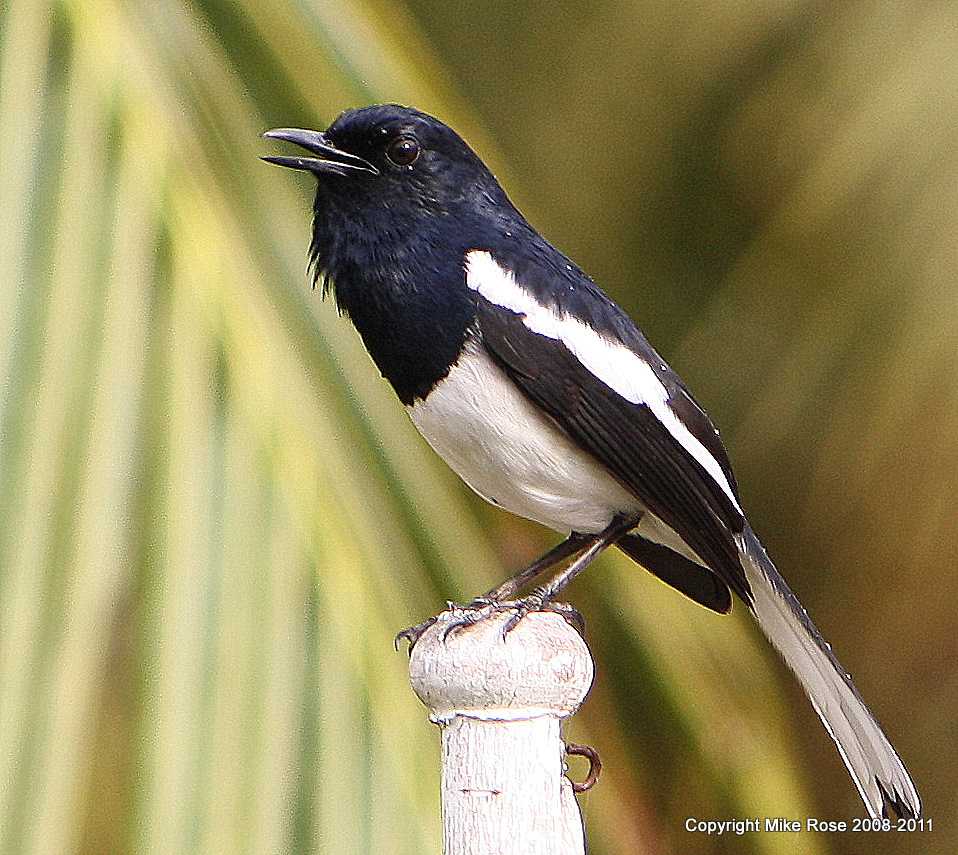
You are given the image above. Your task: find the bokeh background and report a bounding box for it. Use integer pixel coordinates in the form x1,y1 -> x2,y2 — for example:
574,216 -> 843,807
0,1 -> 953,853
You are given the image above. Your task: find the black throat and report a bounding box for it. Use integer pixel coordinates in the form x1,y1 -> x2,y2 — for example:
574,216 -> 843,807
312,205 -> 478,405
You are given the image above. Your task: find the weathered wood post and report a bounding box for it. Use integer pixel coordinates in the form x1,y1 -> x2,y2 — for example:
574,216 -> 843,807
408,610 -> 594,855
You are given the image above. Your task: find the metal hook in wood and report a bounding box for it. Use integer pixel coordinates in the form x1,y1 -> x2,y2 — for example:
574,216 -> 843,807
564,742 -> 601,793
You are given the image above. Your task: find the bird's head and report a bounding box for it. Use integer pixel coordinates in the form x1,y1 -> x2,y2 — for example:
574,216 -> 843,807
263,104 -> 511,228
263,105 -> 518,399
263,104 -> 522,296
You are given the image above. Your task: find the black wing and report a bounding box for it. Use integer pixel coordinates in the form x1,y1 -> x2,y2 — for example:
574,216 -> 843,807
476,297 -> 752,606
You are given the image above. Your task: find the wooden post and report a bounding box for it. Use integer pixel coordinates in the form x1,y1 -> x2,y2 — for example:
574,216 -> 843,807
408,610 -> 594,855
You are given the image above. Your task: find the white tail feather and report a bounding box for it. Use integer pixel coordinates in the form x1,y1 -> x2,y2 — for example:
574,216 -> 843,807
737,526 -> 920,819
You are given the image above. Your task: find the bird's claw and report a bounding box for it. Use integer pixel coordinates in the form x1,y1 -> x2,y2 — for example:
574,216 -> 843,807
394,615 -> 439,653
441,594 -> 585,640
397,594 -> 585,652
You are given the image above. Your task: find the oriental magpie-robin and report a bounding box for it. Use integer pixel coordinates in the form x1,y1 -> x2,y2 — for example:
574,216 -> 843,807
263,104 -> 920,820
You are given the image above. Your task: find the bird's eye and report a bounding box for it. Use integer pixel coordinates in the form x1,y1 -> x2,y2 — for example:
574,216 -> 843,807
386,135 -> 420,166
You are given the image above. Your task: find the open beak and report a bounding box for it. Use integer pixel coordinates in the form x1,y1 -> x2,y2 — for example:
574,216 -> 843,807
261,128 -> 379,176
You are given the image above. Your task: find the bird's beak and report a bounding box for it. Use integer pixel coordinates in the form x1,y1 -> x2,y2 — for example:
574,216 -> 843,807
261,128 -> 379,176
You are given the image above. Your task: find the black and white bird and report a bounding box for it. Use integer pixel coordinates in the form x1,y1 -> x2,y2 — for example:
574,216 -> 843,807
263,104 -> 920,820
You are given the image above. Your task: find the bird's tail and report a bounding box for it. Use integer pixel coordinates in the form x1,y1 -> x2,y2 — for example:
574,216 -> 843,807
736,525 -> 921,820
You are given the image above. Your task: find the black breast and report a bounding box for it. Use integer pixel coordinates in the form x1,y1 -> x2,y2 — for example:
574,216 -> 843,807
324,231 -> 477,406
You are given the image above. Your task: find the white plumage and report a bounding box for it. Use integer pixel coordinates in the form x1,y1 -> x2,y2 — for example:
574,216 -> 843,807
408,338 -> 643,534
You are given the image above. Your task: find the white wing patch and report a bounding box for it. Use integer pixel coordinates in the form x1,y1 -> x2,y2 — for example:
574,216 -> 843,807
465,250 -> 741,513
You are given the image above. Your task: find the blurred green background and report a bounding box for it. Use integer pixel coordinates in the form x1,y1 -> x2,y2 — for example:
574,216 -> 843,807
0,0 -> 953,853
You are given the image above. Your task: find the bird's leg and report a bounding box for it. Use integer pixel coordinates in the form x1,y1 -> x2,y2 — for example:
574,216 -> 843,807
474,531 -> 596,604
444,512 -> 641,639
497,512 -> 641,634
394,531 -> 594,651
535,513 -> 639,599
397,514 -> 640,648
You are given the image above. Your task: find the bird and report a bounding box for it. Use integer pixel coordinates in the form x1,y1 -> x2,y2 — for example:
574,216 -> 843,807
262,103 -> 920,820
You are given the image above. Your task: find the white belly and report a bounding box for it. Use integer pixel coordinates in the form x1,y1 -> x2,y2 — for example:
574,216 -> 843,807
407,341 -> 643,534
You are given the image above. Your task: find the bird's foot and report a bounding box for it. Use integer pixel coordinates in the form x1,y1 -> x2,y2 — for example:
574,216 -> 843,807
394,614 -> 439,652
441,593 -> 585,640
396,595 -> 584,653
